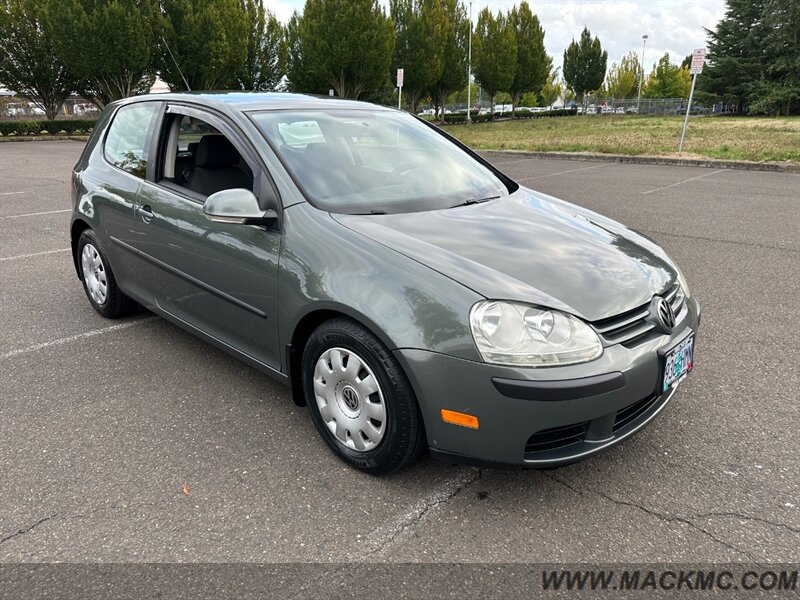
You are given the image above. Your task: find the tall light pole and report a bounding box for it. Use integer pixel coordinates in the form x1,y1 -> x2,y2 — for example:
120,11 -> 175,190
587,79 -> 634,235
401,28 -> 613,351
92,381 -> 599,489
636,34 -> 648,113
466,0 -> 473,124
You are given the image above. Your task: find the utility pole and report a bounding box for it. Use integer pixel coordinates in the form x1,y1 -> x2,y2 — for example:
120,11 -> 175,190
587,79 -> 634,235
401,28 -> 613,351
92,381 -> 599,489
636,34 -> 648,113
466,0 -> 473,124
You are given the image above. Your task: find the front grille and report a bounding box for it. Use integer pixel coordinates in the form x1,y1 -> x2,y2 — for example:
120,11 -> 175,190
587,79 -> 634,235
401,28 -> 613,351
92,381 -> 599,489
613,394 -> 661,433
591,283 -> 686,347
524,421 -> 589,455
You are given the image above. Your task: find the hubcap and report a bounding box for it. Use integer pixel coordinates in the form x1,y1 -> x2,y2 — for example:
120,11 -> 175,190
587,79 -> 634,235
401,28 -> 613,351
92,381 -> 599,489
81,243 -> 107,305
313,347 -> 387,452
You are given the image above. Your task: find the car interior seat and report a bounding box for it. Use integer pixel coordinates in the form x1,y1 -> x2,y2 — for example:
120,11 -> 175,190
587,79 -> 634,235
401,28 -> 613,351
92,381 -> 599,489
186,135 -> 252,197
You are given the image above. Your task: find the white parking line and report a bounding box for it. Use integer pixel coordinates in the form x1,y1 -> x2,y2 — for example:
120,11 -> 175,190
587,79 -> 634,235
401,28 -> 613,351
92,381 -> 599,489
516,163 -> 611,183
0,248 -> 70,262
642,169 -> 726,195
0,209 -> 70,220
0,191 -> 26,196
0,319 -> 154,360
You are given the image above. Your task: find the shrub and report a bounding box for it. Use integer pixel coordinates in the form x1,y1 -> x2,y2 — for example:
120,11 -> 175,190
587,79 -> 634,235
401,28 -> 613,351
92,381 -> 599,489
441,107 -> 577,124
0,119 -> 96,136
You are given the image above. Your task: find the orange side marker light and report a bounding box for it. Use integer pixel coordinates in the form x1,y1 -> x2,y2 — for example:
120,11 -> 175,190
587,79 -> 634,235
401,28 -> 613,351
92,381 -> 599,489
441,409 -> 479,429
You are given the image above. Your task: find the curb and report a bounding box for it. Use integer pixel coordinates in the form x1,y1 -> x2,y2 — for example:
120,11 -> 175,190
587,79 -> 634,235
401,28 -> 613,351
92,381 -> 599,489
480,150 -> 800,174
0,135 -> 88,143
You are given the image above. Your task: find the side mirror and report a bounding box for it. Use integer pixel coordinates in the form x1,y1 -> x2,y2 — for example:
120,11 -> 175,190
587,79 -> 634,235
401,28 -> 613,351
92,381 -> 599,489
203,188 -> 277,226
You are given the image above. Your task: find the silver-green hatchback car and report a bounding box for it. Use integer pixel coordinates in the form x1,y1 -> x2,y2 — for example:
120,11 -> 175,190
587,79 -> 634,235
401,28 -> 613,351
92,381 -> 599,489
70,92 -> 699,473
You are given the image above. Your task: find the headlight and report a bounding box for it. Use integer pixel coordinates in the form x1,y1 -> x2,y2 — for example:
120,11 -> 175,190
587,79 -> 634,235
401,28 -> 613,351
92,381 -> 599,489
674,264 -> 691,298
469,301 -> 603,367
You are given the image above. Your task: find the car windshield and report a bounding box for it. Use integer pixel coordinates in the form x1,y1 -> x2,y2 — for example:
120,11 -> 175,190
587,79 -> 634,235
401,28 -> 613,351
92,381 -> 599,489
249,109 -> 511,214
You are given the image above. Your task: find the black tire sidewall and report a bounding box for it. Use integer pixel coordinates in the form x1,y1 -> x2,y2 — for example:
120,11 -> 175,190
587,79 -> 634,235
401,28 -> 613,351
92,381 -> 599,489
302,319 -> 422,474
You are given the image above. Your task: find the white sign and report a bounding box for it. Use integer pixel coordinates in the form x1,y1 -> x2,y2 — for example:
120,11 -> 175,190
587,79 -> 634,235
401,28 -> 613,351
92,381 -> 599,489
328,89 -> 334,97
396,68 -> 404,88
690,48 -> 705,75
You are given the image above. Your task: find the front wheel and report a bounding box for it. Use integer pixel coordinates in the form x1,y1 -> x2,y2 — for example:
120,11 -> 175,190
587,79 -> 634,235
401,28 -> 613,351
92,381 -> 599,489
302,318 -> 425,474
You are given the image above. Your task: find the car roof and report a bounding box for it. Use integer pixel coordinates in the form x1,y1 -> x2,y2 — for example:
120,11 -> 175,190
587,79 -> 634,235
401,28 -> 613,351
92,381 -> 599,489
116,91 -> 393,114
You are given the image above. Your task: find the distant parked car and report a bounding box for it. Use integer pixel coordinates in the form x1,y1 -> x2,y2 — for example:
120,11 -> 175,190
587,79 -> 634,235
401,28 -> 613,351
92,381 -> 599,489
615,107 -> 626,115
73,103 -> 99,116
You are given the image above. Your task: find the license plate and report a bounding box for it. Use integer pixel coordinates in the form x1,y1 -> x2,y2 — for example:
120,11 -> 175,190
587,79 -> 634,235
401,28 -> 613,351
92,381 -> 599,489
661,333 -> 694,392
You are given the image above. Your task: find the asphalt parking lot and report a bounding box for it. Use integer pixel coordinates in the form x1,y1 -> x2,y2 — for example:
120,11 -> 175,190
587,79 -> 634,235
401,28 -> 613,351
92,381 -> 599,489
1,140 -> 798,564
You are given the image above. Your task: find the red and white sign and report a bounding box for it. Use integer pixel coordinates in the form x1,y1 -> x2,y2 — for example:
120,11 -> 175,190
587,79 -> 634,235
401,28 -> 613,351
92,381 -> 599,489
690,49 -> 705,75
396,68 -> 404,88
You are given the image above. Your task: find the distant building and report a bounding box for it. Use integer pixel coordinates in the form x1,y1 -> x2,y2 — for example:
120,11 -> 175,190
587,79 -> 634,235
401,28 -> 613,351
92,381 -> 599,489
149,77 -> 171,94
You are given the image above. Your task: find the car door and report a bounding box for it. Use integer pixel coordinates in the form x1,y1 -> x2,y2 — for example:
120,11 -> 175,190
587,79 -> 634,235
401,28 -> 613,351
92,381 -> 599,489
96,100 -> 163,294
124,104 -> 282,371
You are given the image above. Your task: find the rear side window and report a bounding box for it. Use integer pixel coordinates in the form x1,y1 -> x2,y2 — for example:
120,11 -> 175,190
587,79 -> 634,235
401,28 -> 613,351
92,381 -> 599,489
104,103 -> 160,178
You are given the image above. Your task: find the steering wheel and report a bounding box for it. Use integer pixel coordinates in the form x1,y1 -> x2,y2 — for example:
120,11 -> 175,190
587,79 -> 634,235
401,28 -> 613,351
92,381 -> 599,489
384,163 -> 421,185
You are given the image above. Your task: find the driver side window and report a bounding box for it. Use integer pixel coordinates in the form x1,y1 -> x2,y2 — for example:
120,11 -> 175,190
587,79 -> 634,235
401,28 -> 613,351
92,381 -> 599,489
162,113 -> 254,198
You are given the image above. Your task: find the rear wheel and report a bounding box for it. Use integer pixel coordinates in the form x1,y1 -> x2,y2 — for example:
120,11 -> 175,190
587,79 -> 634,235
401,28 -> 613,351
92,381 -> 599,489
302,318 -> 425,474
77,229 -> 136,318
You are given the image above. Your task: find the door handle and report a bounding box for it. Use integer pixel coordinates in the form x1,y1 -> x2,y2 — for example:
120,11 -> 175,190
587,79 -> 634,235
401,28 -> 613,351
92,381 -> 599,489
139,204 -> 154,222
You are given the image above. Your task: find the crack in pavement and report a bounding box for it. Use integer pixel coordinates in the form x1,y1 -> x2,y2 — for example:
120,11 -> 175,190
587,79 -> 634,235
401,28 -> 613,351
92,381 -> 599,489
640,228 -> 799,254
0,502 -> 163,550
543,473 -> 761,561
357,468 -> 484,559
0,515 -> 57,547
689,512 -> 800,534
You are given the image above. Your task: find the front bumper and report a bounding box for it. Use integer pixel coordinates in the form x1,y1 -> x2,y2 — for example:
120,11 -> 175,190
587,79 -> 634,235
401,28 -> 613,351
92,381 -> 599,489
395,297 -> 700,467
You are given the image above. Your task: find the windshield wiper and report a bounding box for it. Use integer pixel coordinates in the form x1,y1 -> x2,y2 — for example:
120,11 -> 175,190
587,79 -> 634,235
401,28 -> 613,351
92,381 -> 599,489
448,195 -> 501,209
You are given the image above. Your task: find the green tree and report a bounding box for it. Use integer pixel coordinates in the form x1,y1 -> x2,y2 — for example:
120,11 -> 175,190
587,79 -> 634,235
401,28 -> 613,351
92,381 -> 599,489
602,51 -> 640,98
285,13 -> 312,92
287,0 -> 394,98
749,0 -> 799,115
473,7 -> 517,113
430,0 -> 468,118
0,0 -> 75,119
539,68 -> 562,107
701,0 -> 767,113
508,2 -> 550,114
562,27 -> 607,103
391,0 -> 446,113
236,0 -> 285,91
643,53 -> 691,98
158,0 -> 248,91
47,0 -> 158,107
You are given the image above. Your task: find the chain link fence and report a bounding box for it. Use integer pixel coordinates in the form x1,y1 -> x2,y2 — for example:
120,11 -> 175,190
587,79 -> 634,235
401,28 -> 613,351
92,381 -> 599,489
413,96 -> 738,119
576,96 -> 737,116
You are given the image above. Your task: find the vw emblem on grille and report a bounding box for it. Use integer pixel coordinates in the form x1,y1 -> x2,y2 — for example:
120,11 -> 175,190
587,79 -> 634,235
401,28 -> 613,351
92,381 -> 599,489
653,297 -> 676,334
342,386 -> 360,411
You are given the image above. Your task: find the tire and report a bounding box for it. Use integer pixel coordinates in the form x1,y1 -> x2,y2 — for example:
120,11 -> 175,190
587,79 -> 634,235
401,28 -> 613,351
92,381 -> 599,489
302,318 -> 425,474
77,229 -> 136,318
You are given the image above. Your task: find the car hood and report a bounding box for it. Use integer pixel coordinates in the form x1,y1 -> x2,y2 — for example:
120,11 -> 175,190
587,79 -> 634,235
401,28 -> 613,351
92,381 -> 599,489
332,188 -> 677,322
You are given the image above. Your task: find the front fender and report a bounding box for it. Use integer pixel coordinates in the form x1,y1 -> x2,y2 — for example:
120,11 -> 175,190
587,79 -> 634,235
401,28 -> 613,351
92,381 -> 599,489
278,203 -> 483,361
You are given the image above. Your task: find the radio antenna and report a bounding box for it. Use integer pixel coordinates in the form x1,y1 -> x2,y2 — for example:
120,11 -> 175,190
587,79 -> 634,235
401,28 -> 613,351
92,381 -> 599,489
161,36 -> 191,91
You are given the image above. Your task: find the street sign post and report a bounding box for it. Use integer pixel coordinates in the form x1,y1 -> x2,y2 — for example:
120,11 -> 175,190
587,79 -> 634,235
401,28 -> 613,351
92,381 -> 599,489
690,48 -> 706,75
397,68 -> 404,110
680,48 -> 705,153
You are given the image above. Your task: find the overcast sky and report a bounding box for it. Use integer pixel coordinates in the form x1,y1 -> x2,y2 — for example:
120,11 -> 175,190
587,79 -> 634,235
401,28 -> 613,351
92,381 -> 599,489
263,0 -> 727,71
